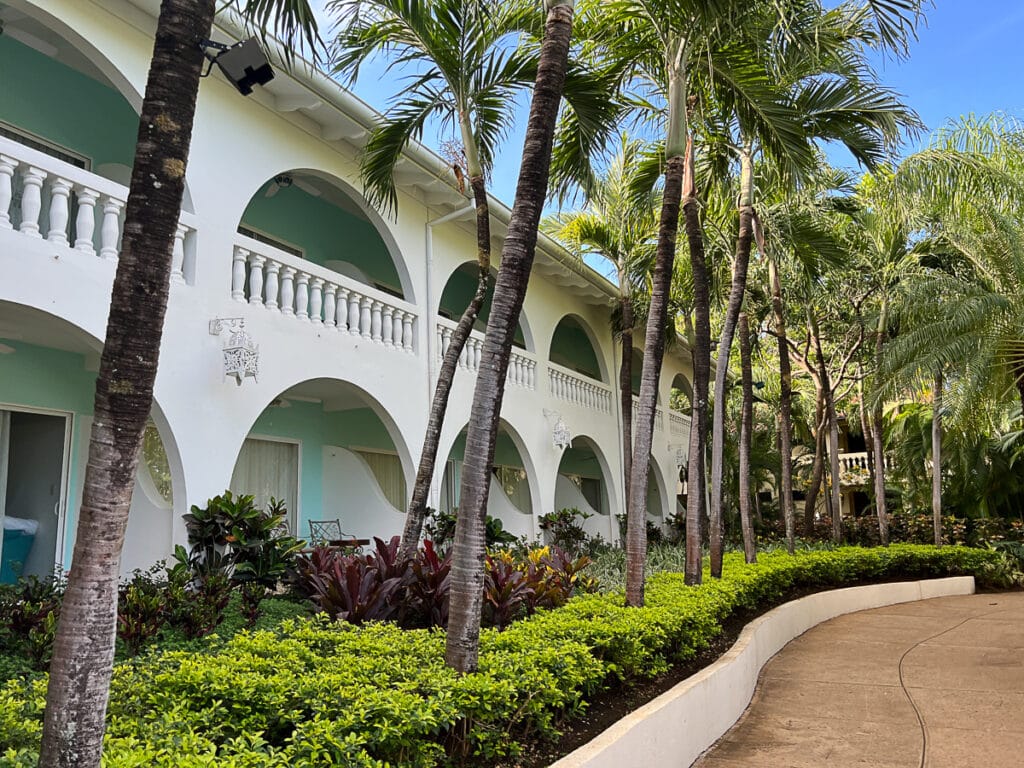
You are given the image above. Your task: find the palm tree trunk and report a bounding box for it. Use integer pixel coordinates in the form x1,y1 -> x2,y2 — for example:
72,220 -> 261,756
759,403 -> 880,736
444,0 -> 574,673
618,277 -> 634,507
38,2 -> 216,764
870,301 -> 890,545
626,60 -> 690,604
804,387 -> 825,535
625,153 -> 684,606
769,257 -> 795,553
932,369 -> 943,546
738,312 -> 756,563
810,313 -> 842,543
683,143 -> 710,587
401,177 -> 490,557
709,150 -> 753,578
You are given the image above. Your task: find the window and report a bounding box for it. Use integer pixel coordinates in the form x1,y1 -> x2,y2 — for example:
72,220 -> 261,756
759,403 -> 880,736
230,438 -> 299,531
237,225 -> 304,258
0,122 -> 90,169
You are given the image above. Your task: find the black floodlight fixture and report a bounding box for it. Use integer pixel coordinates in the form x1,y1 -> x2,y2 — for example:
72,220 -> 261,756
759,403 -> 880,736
200,37 -> 274,95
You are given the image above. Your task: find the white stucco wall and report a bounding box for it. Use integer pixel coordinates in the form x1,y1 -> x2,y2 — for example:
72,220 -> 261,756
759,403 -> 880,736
0,0 -> 699,571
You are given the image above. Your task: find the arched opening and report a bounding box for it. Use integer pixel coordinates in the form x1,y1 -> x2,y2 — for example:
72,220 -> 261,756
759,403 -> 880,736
230,378 -> 411,543
631,348 -> 644,396
0,7 -> 194,211
549,315 -> 606,382
555,436 -> 614,540
0,301 -> 183,580
439,421 -> 535,540
438,262 -> 530,350
646,456 -> 666,523
670,373 -> 693,413
238,172 -> 412,300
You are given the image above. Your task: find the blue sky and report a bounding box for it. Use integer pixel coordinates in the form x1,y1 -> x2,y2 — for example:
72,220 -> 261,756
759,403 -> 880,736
311,1 -> 1024,211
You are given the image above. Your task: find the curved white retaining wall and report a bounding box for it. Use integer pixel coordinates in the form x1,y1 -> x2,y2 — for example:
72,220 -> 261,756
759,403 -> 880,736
550,576 -> 976,768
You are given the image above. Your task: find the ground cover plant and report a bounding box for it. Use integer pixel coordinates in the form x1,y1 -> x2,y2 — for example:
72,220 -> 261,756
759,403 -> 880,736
0,545 -> 996,767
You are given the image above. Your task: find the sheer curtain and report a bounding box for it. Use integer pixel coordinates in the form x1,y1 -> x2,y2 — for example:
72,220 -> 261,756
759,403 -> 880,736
355,450 -> 406,510
230,438 -> 298,531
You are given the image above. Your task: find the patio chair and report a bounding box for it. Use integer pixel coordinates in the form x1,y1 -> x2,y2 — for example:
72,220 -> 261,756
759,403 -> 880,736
307,520 -> 370,549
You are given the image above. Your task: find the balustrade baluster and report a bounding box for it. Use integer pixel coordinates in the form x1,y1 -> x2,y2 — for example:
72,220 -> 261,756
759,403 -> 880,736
99,197 -> 123,260
280,267 -> 296,316
295,274 -> 310,320
370,301 -> 383,342
323,284 -> 337,328
390,310 -> 404,346
247,254 -> 265,306
337,288 -> 351,331
309,278 -> 324,324
402,314 -> 414,352
381,306 -> 394,346
347,292 -> 361,335
264,262 -> 280,311
359,297 -> 372,338
231,247 -> 249,302
171,224 -> 187,284
18,167 -> 46,237
73,187 -> 98,253
473,338 -> 483,371
0,156 -> 17,229
47,177 -> 72,245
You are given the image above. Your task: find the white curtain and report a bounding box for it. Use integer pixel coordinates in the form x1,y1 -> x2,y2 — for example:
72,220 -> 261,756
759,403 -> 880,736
355,450 -> 406,510
230,438 -> 298,532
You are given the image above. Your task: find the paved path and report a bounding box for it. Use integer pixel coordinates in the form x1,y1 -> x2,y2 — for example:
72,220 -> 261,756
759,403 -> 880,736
694,592 -> 1024,768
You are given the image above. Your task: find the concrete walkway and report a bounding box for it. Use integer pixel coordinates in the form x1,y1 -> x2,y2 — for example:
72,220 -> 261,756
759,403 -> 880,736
694,592 -> 1024,768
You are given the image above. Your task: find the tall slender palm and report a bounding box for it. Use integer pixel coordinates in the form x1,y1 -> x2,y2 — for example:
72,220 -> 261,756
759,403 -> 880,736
705,1 -> 919,576
737,311 -> 757,561
38,3 -> 319,764
545,136 -> 658,509
445,0 -> 578,674
331,0 -> 540,557
583,0 -> 802,599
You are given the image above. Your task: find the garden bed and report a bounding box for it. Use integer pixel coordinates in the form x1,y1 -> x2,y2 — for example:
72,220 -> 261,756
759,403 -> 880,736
0,545 -> 999,767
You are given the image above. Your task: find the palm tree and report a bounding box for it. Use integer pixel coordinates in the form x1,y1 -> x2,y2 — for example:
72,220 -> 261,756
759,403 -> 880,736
38,2 -> 319,765
582,0 -> 795,598
737,311 -> 757,561
331,0 -> 542,557
705,1 -> 919,576
445,0 -> 578,674
545,135 -> 658,515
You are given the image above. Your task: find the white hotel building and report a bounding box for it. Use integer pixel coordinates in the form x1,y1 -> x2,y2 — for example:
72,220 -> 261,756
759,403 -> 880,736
0,0 -> 694,579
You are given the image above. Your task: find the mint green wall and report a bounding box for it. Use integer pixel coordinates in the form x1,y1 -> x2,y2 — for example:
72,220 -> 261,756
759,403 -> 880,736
550,317 -> 602,381
0,37 -> 137,169
0,341 -> 99,564
558,444 -> 603,479
447,430 -> 523,469
240,185 -> 402,296
246,402 -> 398,528
439,264 -> 526,348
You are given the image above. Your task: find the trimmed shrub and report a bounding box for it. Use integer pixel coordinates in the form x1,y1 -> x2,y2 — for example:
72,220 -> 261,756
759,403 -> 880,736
0,545 -> 997,767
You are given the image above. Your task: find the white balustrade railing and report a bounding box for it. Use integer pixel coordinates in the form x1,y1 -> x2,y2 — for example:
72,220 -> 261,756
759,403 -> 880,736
547,362 -> 612,412
838,451 -> 892,475
632,397 -> 664,432
435,319 -> 536,389
234,235 -> 417,353
669,408 -> 691,436
0,134 -> 197,282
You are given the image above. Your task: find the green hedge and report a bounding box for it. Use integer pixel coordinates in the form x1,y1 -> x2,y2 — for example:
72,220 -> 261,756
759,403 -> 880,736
0,545 -> 996,767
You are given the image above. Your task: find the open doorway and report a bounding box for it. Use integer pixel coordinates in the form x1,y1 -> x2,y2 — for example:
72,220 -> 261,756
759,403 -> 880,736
0,408 -> 70,582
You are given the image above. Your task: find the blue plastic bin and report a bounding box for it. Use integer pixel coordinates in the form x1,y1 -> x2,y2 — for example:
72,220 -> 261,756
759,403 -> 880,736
1,529 -> 34,584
